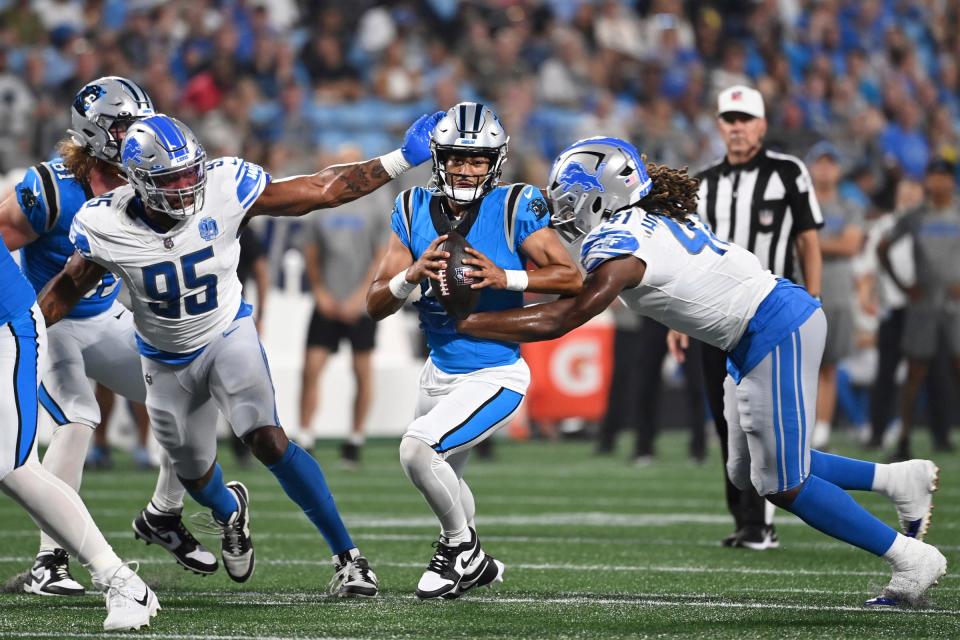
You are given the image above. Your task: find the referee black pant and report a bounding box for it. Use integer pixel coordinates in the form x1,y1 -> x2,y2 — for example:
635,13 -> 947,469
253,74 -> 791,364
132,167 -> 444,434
702,343 -> 767,532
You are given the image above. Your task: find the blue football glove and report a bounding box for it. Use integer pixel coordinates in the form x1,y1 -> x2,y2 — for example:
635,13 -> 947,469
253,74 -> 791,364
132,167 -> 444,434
401,110 -> 444,166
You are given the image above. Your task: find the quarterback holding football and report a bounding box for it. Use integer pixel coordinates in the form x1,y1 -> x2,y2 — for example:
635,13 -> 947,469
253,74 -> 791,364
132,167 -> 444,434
366,102 -> 582,599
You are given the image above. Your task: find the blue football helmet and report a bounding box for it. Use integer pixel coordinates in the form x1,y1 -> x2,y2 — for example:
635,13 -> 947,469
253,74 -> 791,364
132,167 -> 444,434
120,115 -> 206,220
68,76 -> 155,165
546,137 -> 652,242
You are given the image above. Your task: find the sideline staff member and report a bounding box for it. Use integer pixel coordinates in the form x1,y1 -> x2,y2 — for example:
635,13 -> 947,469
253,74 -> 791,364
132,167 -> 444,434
671,85 -> 823,550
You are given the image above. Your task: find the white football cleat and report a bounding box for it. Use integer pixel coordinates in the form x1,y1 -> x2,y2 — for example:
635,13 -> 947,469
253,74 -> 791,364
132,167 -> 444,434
96,564 -> 160,631
220,482 -> 255,583
415,528 -> 483,600
442,554 -> 505,600
866,539 -> 947,607
887,460 -> 939,540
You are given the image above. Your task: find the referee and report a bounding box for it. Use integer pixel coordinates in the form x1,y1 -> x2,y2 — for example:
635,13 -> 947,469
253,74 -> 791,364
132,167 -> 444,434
672,85 -> 824,550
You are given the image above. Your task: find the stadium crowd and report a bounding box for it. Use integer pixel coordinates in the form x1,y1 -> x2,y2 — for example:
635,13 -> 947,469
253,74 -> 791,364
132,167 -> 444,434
1,0 -> 958,455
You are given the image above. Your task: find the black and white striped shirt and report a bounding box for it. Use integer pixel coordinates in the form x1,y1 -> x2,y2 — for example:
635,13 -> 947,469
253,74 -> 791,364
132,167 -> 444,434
696,147 -> 823,281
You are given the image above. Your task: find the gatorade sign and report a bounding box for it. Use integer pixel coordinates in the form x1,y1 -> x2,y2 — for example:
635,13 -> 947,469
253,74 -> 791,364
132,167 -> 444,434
521,319 -> 613,420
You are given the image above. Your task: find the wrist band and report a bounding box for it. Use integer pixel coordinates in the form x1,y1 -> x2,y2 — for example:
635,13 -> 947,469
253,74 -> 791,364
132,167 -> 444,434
378,149 -> 411,179
504,269 -> 529,292
389,269 -> 417,299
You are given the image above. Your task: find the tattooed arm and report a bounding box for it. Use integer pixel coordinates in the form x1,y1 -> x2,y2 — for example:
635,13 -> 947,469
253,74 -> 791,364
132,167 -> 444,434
246,111 -> 445,220
245,158 -> 392,220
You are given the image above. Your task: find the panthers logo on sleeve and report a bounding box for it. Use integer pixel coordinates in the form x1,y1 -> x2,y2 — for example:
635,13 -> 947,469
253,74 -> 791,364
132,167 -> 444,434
579,224 -> 640,273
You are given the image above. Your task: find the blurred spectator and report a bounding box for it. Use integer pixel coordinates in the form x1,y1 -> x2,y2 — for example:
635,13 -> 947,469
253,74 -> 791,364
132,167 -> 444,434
807,142 -> 866,449
878,159 -> 960,460
295,146 -> 392,467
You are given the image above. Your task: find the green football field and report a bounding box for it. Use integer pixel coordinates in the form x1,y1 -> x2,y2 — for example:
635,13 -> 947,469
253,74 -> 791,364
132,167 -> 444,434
1,431 -> 957,639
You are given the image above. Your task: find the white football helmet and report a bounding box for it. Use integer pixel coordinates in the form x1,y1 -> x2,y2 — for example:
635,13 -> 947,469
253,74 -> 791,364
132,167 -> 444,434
430,102 -> 509,203
120,115 -> 207,220
68,76 -> 155,165
546,137 -> 652,242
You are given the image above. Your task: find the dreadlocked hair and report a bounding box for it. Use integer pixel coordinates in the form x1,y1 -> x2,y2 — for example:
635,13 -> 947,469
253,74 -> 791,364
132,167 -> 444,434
56,137 -> 123,185
636,154 -> 700,221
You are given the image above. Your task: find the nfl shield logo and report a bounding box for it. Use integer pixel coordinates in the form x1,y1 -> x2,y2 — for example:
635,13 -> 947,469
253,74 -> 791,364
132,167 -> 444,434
163,237 -> 174,249
454,267 -> 474,285
758,209 -> 774,226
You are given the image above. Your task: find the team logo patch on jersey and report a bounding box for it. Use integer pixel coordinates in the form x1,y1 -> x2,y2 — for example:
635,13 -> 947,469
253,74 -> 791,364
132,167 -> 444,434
163,237 -> 174,249
527,196 -> 549,219
558,161 -> 605,193
758,209 -> 775,226
198,217 -> 219,241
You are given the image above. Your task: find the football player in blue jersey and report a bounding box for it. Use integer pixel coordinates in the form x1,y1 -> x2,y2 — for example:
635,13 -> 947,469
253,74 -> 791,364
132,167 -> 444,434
39,110 -> 444,596
366,102 -> 583,599
458,137 -> 947,607
0,76 -> 215,595
0,239 -> 160,630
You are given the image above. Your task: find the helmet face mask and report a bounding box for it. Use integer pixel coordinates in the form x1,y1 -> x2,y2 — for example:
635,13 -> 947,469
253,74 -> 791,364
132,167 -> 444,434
430,102 -> 509,204
68,76 -> 154,165
546,137 -> 652,241
121,115 -> 207,221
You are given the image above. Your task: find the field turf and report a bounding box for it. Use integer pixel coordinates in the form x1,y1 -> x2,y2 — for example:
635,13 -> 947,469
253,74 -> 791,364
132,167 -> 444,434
1,431 -> 957,639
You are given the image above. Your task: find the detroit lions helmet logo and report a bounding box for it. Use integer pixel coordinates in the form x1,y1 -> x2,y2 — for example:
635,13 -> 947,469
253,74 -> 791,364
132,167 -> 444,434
73,84 -> 106,114
122,137 -> 144,165
558,161 -> 605,193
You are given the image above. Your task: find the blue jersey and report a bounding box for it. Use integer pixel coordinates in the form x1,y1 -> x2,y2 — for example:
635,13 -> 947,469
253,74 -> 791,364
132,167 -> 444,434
0,234 -> 36,324
15,158 -> 120,318
392,184 -> 551,374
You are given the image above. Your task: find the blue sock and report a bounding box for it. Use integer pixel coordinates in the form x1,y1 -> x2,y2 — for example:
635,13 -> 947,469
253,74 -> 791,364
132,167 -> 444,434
268,442 -> 354,555
788,475 -> 896,556
809,450 -> 876,491
185,463 -> 238,523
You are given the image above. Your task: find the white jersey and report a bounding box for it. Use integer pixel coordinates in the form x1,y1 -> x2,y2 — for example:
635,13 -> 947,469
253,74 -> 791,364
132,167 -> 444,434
70,157 -> 269,354
580,208 -> 777,351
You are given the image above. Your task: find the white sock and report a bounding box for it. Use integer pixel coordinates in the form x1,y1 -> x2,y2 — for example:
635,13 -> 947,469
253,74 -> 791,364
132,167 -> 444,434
348,432 -> 365,447
764,499 -> 776,525
882,533 -> 913,569
459,479 -> 476,530
872,462 -> 892,496
150,451 -> 186,514
38,424 -> 94,553
1,464 -> 121,573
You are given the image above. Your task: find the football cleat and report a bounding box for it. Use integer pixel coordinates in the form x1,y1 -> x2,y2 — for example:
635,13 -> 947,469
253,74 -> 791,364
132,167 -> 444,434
415,528 -> 483,600
133,504 -> 218,575
95,563 -> 160,632
865,538 -> 947,607
23,549 -> 85,596
329,548 -> 378,598
886,460 -> 939,540
217,482 -> 255,583
732,525 -> 779,551
441,553 -> 505,600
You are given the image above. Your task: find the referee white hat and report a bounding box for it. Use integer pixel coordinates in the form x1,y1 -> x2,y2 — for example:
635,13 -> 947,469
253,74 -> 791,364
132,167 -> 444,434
717,85 -> 765,119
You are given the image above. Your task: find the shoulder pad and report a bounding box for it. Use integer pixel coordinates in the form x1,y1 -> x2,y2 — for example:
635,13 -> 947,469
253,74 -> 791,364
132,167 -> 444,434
500,183 -> 545,254
396,187 -> 417,244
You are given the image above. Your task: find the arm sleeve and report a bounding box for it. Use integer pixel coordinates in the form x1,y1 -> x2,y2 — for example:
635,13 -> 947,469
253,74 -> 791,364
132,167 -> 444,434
787,160 -> 824,232
579,223 -> 640,274
513,186 -> 551,250
14,166 -> 53,235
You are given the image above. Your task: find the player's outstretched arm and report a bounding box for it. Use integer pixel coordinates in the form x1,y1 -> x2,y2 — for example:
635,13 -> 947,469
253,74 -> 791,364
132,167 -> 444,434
457,255 -> 645,342
367,233 -> 448,321
246,111 -> 443,220
38,251 -> 108,326
0,191 -> 39,251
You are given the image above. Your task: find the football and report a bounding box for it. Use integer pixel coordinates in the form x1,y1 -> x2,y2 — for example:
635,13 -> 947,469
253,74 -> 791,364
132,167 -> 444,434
435,230 -> 481,320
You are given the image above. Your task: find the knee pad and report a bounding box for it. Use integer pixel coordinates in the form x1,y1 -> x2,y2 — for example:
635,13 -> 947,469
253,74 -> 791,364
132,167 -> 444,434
726,456 -> 752,492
